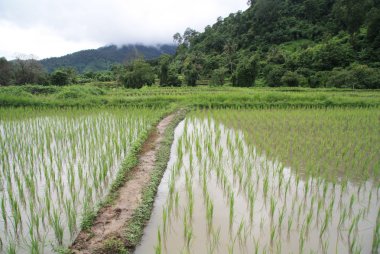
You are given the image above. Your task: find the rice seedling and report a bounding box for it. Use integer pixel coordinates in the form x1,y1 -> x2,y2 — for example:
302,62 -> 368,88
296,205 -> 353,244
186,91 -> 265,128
229,191 -> 235,229
154,228 -> 162,254
162,207 -> 168,234
6,241 -> 16,254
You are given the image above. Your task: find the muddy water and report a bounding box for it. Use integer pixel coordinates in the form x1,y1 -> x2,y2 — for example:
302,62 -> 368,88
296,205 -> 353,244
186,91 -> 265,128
0,111 -> 149,253
135,117 -> 380,254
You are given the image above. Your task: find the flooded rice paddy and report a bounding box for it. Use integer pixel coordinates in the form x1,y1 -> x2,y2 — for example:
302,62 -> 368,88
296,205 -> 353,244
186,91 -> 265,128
136,110 -> 380,254
0,108 -> 162,253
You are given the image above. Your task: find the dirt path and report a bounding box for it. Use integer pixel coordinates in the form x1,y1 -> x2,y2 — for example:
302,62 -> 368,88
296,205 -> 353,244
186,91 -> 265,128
71,112 -> 177,254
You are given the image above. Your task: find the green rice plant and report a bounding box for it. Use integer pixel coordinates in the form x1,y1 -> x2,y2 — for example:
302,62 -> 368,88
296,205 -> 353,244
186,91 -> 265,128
270,196 -> 276,219
305,209 -> 313,233
270,225 -> 276,246
229,191 -> 235,229
287,216 -> 293,235
1,197 -> 6,226
338,207 -> 347,229
6,241 -> 16,254
320,211 -> 330,238
349,194 -> 355,214
189,189 -> 194,220
236,219 -> 245,245
208,227 -> 220,254
206,196 -> 214,229
278,208 -> 285,231
154,228 -> 162,254
28,226 -> 42,254
263,175 -> 269,201
50,210 -> 64,245
372,208 -> 380,253
174,192 -> 179,211
248,191 -> 255,223
162,207 -> 168,234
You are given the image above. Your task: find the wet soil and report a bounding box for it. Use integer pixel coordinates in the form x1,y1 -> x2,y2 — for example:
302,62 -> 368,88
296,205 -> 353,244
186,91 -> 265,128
71,112 -> 177,254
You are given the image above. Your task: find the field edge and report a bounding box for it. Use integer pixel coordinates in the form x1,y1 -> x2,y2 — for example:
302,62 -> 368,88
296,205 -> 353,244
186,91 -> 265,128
123,109 -> 187,253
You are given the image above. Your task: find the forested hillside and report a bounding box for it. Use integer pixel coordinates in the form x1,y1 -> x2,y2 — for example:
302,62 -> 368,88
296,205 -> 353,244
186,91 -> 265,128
40,44 -> 176,73
168,0 -> 380,88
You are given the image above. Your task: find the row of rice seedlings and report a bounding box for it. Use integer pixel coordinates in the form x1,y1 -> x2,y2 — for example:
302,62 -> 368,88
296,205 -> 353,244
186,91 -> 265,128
0,108 -> 162,253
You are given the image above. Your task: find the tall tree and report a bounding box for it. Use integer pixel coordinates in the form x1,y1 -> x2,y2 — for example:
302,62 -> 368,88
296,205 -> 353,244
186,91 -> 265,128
173,33 -> 183,45
233,55 -> 258,87
121,59 -> 155,89
333,0 -> 372,42
224,41 -> 238,74
367,8 -> 380,48
158,54 -> 171,85
13,57 -> 46,85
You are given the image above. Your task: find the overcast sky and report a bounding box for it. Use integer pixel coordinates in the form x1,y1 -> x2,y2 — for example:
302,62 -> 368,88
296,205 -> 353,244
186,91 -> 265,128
0,0 -> 248,60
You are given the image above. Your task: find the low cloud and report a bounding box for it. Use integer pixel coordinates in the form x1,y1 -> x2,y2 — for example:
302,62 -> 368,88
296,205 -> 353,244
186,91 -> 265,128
0,0 -> 248,59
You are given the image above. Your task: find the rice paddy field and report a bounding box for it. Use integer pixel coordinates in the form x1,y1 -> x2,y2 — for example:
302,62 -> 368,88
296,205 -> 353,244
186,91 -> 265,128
0,87 -> 380,254
0,107 -> 164,253
136,108 -> 380,254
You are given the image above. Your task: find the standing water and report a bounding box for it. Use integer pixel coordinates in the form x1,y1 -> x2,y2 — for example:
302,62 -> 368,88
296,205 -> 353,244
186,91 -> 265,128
135,117 -> 380,254
0,108 -> 161,253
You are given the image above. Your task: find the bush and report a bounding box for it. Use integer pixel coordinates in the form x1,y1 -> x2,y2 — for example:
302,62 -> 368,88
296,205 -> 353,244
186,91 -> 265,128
313,40 -> 354,71
327,64 -> 380,89
166,70 -> 182,87
280,71 -> 302,87
326,68 -> 352,88
232,56 -> 258,87
121,60 -> 155,89
51,70 -> 69,86
265,65 -> 286,87
56,86 -> 105,99
184,65 -> 199,86
160,66 -> 182,87
309,71 -> 329,88
210,67 -> 228,86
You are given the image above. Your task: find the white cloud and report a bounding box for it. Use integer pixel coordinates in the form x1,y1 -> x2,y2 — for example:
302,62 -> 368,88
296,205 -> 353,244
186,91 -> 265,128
0,21 -> 101,59
0,0 -> 248,59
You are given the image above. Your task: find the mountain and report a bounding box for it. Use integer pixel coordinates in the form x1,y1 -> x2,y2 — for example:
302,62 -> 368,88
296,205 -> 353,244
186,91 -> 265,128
172,0 -> 380,88
40,44 -> 177,73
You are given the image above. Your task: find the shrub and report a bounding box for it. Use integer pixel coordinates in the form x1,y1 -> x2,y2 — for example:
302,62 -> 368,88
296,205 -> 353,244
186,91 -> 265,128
232,56 -> 258,87
166,70 -> 182,87
210,67 -> 228,86
184,65 -> 199,86
280,71 -> 301,87
51,70 -> 69,86
121,60 -> 155,89
265,65 -> 286,87
327,64 -> 380,89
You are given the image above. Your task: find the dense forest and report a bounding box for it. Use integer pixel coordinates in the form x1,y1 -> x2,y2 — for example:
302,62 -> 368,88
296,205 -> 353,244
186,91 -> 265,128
166,0 -> 380,88
1,0 -> 380,88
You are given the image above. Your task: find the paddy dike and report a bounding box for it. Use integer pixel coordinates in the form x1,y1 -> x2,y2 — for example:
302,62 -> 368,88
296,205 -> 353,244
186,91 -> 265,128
71,111 -> 179,254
